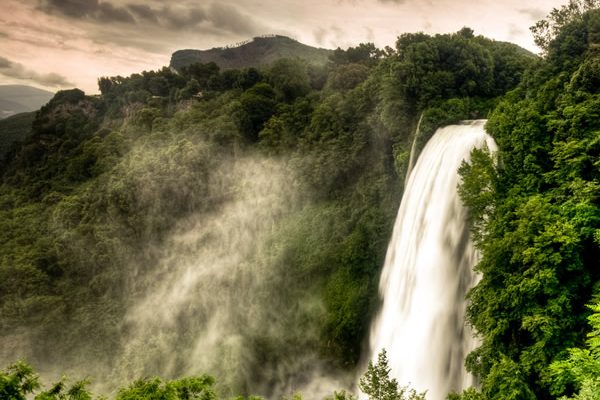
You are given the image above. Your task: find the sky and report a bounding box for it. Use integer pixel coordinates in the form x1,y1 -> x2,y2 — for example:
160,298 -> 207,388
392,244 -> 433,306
0,0 -> 566,94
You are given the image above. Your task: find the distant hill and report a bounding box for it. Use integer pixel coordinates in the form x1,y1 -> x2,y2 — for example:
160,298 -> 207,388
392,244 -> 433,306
0,85 -> 54,119
170,35 -> 333,71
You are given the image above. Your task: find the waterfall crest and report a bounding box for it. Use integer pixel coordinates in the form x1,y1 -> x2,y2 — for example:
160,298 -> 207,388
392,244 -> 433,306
366,120 -> 497,400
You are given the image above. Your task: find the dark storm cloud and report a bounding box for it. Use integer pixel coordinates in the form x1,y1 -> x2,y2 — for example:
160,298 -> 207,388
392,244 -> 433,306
37,0 -> 264,35
0,56 -> 74,87
124,3 -> 209,29
39,0 -> 134,22
41,0 -> 98,18
96,1 -> 134,22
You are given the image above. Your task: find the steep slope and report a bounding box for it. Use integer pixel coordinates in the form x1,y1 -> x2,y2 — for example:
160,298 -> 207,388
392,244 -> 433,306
170,35 -> 332,71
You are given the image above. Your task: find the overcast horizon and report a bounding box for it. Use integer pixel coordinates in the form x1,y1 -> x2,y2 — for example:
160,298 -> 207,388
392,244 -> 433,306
1,0 -> 566,94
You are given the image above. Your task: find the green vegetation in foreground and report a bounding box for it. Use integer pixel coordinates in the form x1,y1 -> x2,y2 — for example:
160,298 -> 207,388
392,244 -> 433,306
0,350 -> 425,400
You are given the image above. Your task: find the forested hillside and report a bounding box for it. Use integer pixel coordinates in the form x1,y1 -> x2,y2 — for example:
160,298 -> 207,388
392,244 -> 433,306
1,1 -> 598,399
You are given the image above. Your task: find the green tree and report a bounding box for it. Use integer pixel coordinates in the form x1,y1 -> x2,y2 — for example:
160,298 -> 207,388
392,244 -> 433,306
181,62 -> 220,90
328,64 -> 370,91
326,390 -> 358,400
0,362 -> 91,400
447,388 -> 484,400
547,302 -> 600,399
329,43 -> 382,66
268,59 -> 311,102
116,376 -> 216,400
238,83 -> 278,141
530,0 -> 600,52
359,350 -> 426,400
34,380 -> 92,400
0,362 -> 40,400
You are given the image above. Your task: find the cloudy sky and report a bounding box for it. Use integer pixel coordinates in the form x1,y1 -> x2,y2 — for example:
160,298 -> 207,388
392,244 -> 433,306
0,0 -> 565,93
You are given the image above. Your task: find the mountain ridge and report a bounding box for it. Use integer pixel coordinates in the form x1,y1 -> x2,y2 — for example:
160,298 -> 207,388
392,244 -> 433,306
170,35 -> 333,71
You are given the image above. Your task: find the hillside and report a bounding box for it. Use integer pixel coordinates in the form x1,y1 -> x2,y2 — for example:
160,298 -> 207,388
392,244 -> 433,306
0,85 -> 54,119
170,35 -> 333,71
0,112 -> 35,161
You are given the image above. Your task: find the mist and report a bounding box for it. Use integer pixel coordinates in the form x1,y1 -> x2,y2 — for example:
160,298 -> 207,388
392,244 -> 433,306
0,131 -> 352,398
109,153 -> 314,397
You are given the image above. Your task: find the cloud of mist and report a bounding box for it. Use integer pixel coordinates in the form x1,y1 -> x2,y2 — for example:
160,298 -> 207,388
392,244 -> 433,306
71,141 -> 352,398
112,154 -> 293,382
0,120 -> 354,398
0,56 -> 74,87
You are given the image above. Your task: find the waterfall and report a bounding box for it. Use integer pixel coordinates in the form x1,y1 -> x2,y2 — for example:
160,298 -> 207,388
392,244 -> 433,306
366,120 -> 497,400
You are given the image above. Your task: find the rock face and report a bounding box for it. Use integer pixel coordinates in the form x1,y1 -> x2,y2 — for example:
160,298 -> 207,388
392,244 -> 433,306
33,89 -> 99,134
170,35 -> 333,71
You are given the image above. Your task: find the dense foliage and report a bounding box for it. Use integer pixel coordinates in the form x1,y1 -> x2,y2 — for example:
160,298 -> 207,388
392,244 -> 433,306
2,352 -> 431,400
2,353 -> 427,400
0,361 -> 217,400
547,301 -> 600,400
0,21 -> 535,399
457,2 -> 600,399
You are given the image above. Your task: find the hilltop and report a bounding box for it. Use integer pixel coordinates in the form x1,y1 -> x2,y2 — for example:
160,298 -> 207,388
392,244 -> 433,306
170,35 -> 333,71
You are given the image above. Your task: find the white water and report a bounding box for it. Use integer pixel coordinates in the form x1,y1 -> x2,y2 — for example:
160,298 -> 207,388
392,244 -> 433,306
366,120 -> 497,400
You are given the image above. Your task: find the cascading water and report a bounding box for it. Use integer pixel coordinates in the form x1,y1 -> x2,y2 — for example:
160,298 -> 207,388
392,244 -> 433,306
366,120 -> 497,400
